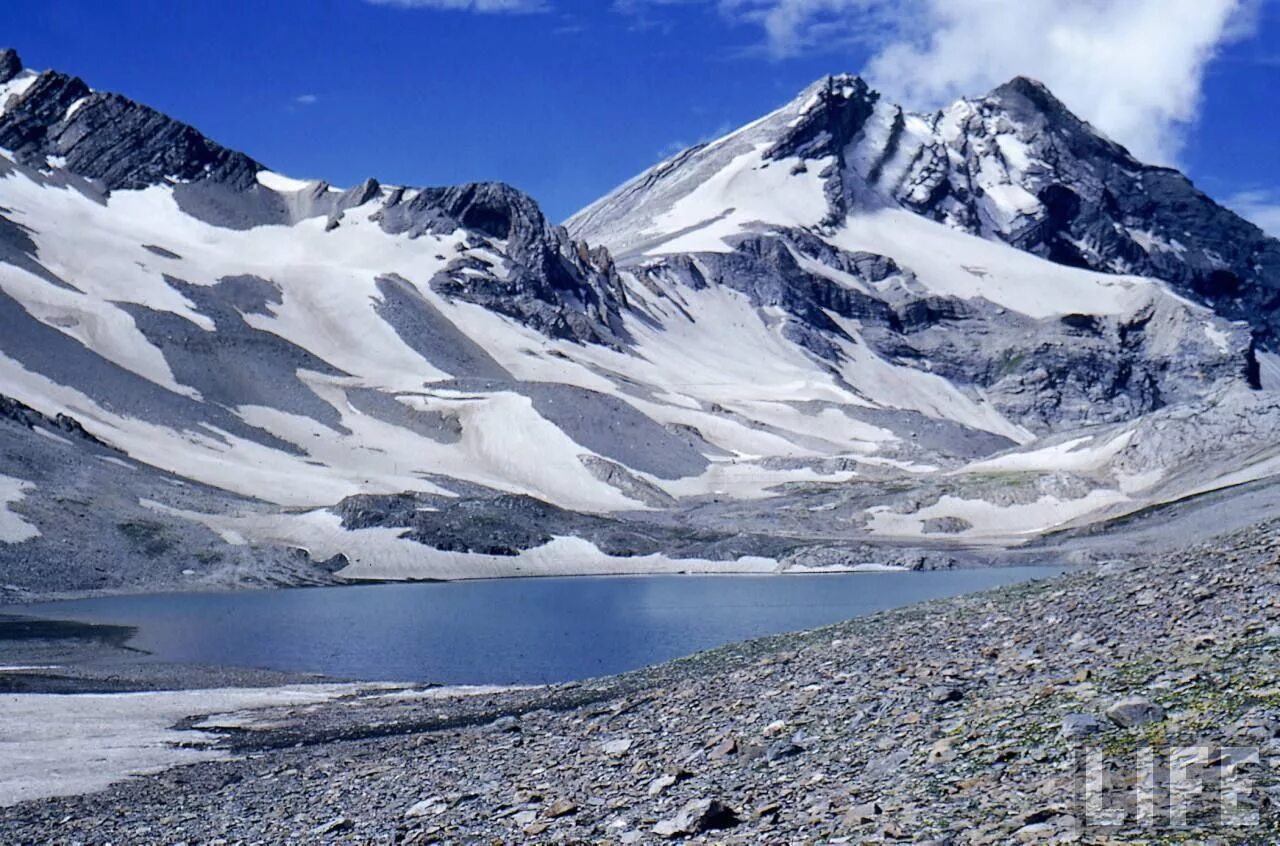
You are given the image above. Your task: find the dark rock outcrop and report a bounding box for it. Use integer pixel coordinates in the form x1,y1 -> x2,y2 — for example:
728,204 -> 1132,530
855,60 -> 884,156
0,66 -> 261,192
0,392 -> 107,447
764,75 -> 879,224
377,182 -> 630,346
633,228 -> 1251,432
0,48 -> 21,85
333,489 -> 795,561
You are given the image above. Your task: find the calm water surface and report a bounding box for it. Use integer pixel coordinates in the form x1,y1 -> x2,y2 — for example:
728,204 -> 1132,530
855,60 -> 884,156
18,568 -> 1062,685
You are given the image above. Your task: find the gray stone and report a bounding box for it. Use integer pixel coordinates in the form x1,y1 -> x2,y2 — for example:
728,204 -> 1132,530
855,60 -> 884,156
929,685 -> 965,704
864,748 -> 912,778
1105,697 -> 1166,728
545,799 -> 577,818
1059,713 -> 1106,740
765,739 -> 805,761
310,817 -> 352,835
844,801 -> 881,825
652,799 -> 740,838
486,716 -> 520,734
600,738 -> 633,757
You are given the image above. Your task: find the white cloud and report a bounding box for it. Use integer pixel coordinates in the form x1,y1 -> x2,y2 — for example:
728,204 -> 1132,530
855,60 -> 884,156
294,94 -> 319,106
1227,189 -> 1280,237
366,0 -> 548,12
714,0 -> 1256,165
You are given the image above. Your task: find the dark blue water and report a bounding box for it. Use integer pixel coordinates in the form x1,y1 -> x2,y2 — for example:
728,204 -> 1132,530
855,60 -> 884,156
17,569 -> 1062,685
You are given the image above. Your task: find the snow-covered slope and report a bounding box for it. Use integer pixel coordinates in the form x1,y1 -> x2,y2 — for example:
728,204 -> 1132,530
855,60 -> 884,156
2,48 -> 1279,596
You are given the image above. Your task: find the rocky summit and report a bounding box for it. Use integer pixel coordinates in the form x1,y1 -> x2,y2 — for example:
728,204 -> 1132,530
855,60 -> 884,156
2,48 -> 1280,596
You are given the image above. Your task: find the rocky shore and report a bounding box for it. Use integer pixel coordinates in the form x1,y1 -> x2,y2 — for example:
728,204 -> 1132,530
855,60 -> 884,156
2,521 -> 1278,844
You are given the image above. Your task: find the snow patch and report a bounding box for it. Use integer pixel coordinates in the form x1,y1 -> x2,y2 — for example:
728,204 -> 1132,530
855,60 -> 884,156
0,685 -> 360,806
867,489 -> 1130,540
0,474 -> 39,543
830,209 -> 1159,319
0,70 -> 38,117
64,96 -> 90,119
967,430 -> 1136,474
255,170 -> 315,192
1203,322 -> 1232,354
642,145 -> 830,256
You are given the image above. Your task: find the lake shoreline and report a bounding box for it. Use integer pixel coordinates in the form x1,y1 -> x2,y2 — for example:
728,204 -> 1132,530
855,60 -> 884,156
0,610 -> 342,693
0,548 -> 990,608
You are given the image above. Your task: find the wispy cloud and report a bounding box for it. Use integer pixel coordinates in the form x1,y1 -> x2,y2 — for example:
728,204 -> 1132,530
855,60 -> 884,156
294,94 -> 319,106
1227,188 -> 1280,237
365,0 -> 549,12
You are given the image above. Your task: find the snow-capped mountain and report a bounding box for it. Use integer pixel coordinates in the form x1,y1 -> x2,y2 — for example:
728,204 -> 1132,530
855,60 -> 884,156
570,74 -> 1280,347
2,48 -> 1279,597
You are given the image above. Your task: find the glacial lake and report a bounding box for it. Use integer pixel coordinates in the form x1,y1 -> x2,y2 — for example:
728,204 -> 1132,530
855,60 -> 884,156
15,568 -> 1063,685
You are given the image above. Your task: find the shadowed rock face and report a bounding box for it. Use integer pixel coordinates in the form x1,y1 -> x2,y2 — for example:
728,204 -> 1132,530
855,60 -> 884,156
767,76 -> 879,164
377,182 -> 631,347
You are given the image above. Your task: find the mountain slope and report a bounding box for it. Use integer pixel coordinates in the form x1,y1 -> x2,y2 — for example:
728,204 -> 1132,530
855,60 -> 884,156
2,49 -> 1279,597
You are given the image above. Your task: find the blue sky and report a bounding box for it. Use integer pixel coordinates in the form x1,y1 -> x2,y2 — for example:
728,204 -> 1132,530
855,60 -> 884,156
5,0 -> 1279,229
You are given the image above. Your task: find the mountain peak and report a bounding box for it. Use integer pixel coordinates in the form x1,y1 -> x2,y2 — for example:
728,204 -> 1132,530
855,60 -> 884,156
987,75 -> 1088,125
790,73 -> 876,116
989,75 -> 1056,103
984,74 -> 1113,144
767,73 -> 878,162
981,73 -> 1141,172
0,48 -> 21,84
797,73 -> 871,99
